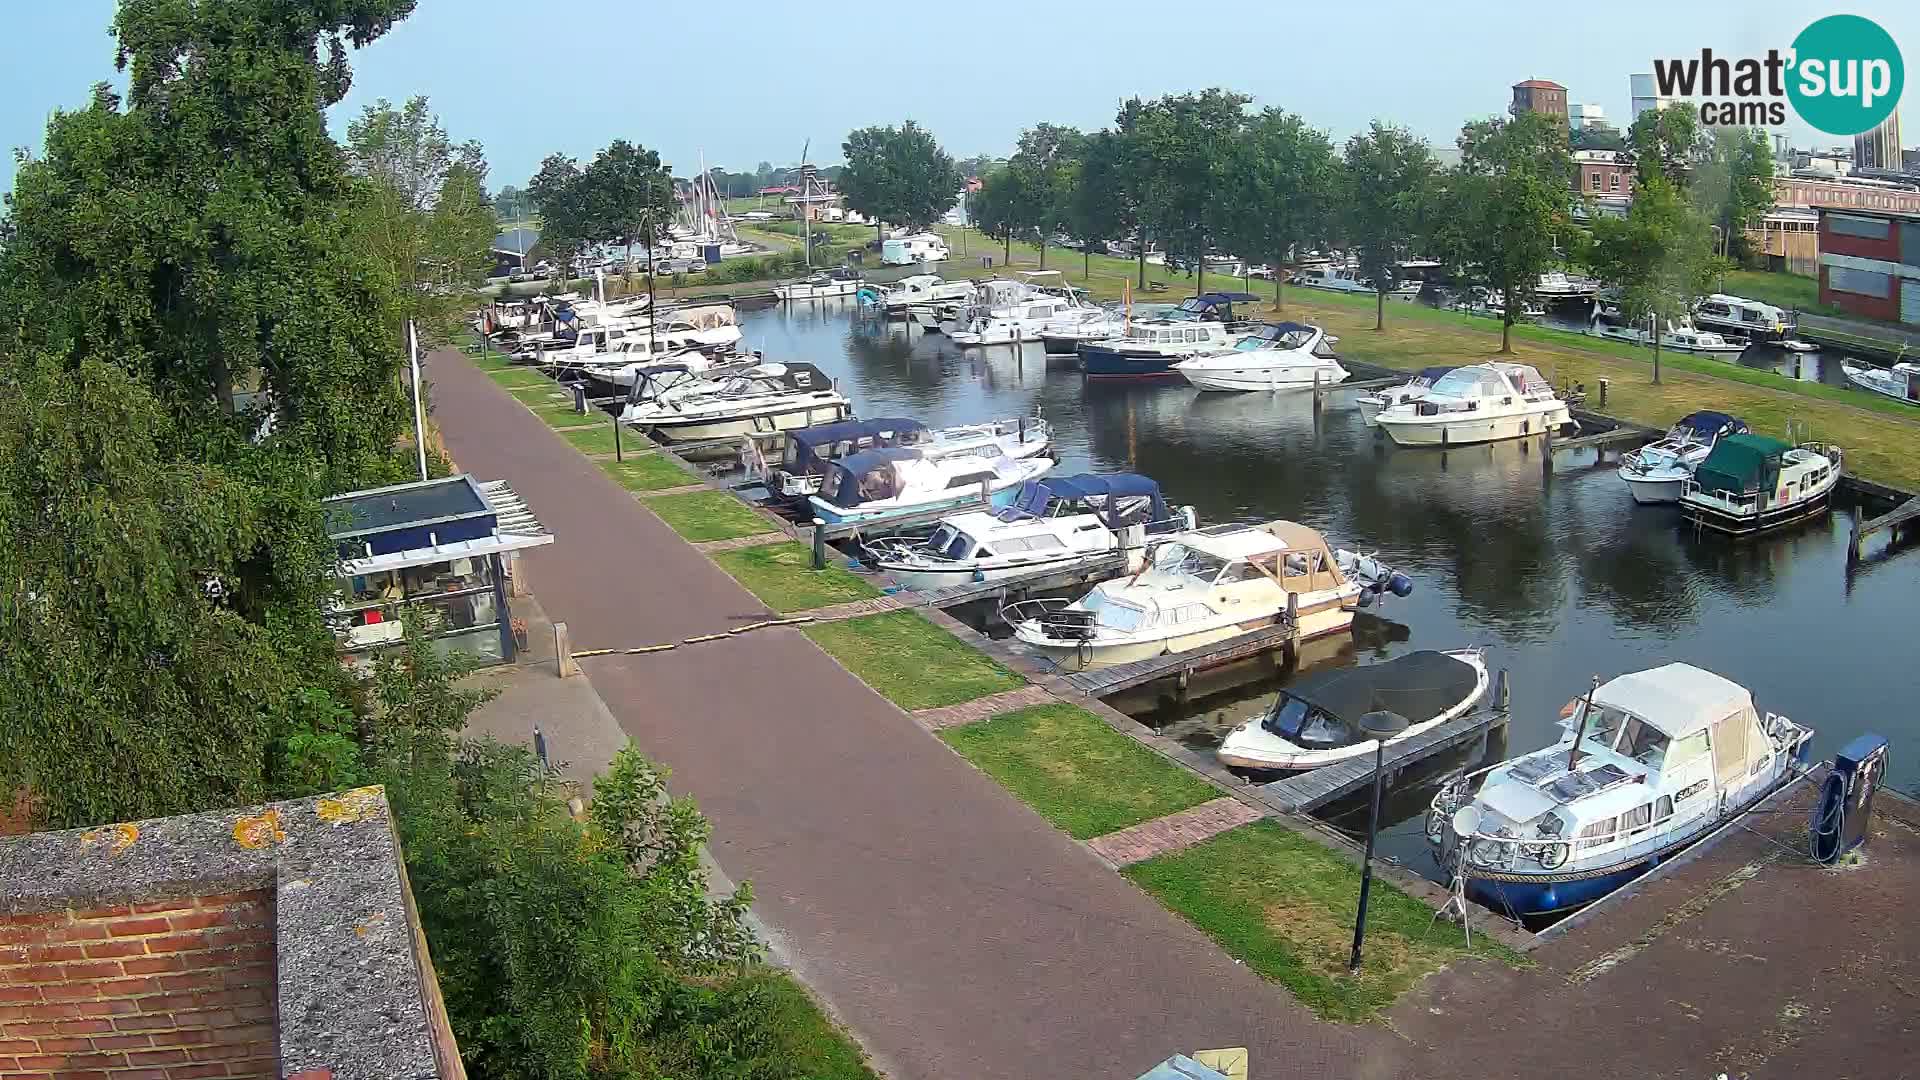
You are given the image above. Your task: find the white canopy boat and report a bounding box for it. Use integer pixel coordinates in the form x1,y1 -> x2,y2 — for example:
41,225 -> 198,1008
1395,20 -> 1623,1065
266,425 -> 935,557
944,273 -> 1096,345
1840,359 -> 1920,405
1296,265 -> 1372,293
620,362 -> 851,443
1173,322 -> 1348,392
1591,315 -> 1746,356
1374,362 -> 1572,447
774,267 -> 864,302
1679,434 -> 1842,535
1534,270 -> 1599,300
1038,306 -> 1130,354
1356,365 -> 1456,426
862,473 -> 1195,591
1002,521 -> 1404,670
764,414 -> 1051,503
1217,649 -> 1489,775
807,446 -> 1053,527
1692,293 -> 1793,341
1616,411 -> 1750,505
857,274 -> 978,317
1428,663 -> 1814,917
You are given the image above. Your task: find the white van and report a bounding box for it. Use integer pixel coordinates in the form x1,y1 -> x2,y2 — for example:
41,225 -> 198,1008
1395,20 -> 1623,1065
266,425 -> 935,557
881,233 -> 950,266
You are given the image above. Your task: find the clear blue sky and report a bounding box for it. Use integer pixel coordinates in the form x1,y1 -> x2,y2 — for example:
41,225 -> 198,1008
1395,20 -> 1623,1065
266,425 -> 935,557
2,1 -> 1915,196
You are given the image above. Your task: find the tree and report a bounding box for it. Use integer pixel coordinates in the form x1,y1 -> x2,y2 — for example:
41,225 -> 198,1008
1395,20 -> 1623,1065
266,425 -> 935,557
1588,173 -> 1722,384
345,96 -> 495,344
1691,126 -> 1775,264
494,184 -> 531,222
1221,107 -> 1337,310
527,153 -> 592,274
582,139 -> 675,277
1133,90 -> 1249,294
1005,123 -> 1084,271
1571,124 -> 1629,153
1451,110 -> 1575,352
970,167 -> 1026,265
1627,103 -> 1703,188
1068,130 -> 1135,280
839,120 -> 962,243
1339,122 -> 1436,330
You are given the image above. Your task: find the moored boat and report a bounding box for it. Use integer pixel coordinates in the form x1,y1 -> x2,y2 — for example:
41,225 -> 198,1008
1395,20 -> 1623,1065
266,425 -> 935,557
1617,411 -> 1750,505
1678,434 -> 1842,535
774,267 -> 863,301
620,362 -> 851,444
1172,322 -> 1347,392
1356,365 -> 1455,426
806,446 -> 1054,527
766,414 -> 1051,503
1840,359 -> 1920,405
1373,362 -> 1572,447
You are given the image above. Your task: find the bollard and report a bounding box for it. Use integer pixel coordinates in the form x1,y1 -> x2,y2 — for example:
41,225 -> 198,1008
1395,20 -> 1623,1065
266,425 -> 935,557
1597,378 -> 1609,409
573,383 -> 588,413
534,726 -> 550,770
555,621 -> 579,677
1493,668 -> 1511,711
812,520 -> 827,570
1542,424 -> 1554,477
1313,369 -> 1324,411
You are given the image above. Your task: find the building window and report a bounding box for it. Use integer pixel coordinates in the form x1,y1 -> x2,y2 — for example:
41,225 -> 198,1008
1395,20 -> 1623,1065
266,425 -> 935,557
1829,265 -> 1892,298
1829,214 -> 1890,239
1609,173 -> 1620,192
1589,171 -> 1601,191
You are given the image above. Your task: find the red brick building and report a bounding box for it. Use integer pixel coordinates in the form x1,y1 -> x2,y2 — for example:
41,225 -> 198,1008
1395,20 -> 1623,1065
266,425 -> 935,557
1512,79 -> 1568,124
1815,206 -> 1920,324
1573,150 -> 1633,198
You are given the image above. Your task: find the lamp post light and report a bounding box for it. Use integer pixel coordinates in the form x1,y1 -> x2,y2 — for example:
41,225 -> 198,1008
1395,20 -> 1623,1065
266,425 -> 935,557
1349,709 -> 1411,974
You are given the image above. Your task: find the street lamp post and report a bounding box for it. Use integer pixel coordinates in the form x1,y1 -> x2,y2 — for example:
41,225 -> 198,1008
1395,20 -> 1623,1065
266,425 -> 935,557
1349,710 -> 1411,974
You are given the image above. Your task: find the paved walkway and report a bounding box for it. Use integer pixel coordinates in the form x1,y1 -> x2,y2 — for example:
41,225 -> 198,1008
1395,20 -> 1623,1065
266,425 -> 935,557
911,685 -> 1059,731
429,349 -> 1391,1080
1087,799 -> 1268,868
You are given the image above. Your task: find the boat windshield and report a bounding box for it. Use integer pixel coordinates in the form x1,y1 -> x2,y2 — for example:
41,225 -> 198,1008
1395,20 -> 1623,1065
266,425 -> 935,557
1262,694 -> 1355,748
1428,367 -> 1511,400
1081,589 -> 1150,631
922,525 -> 976,561
1146,543 -> 1230,584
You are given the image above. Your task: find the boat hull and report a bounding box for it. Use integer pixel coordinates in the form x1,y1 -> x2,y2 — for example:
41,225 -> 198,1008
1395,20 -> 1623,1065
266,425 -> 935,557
1467,860 -> 1658,916
1015,605 -> 1354,670
1377,407 -> 1569,447
810,484 -> 1022,527
1177,364 -> 1348,393
1079,345 -> 1185,381
1680,488 -> 1833,535
641,402 -> 852,444
1620,469 -> 1689,505
873,550 -> 1101,593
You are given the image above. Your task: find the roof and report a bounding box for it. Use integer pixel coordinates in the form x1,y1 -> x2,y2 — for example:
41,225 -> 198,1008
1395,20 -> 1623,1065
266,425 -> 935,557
1591,663 -> 1753,737
336,479 -> 554,576
492,227 -> 540,253
1675,411 -> 1747,438
325,475 -> 490,539
835,446 -> 923,474
1515,78 -> 1567,90
788,417 -> 926,449
1817,204 -> 1920,223
1693,433 -> 1790,495
1185,520 -> 1330,561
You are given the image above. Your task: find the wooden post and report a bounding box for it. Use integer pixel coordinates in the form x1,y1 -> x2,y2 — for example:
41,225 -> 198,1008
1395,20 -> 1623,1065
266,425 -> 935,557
812,520 -> 828,570
1313,369 -> 1324,411
1542,423 -> 1554,478
1597,378 -> 1609,409
1284,590 -> 1301,662
509,551 -> 530,598
555,621 -> 579,677
1493,668 -> 1510,711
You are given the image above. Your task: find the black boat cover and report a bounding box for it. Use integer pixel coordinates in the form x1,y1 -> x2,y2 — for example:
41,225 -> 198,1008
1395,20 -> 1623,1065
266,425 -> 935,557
1263,651 -> 1479,749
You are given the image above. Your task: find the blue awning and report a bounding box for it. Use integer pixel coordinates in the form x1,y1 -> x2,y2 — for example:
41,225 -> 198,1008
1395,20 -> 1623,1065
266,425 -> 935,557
1676,411 -> 1747,439
785,418 -> 930,475
996,473 -> 1170,530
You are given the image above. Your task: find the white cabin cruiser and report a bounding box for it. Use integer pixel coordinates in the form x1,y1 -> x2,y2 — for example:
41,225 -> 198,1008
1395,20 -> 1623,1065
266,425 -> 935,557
1679,434 -> 1843,536
620,362 -> 851,444
1840,359 -> 1920,405
858,274 -> 978,317
1692,293 -> 1792,341
1428,663 -> 1814,917
765,414 -> 1051,503
1617,411 -> 1750,505
1217,650 -> 1489,776
807,445 -> 1053,527
1038,306 -> 1130,354
1373,362 -> 1572,447
1356,365 -> 1456,426
863,473 -> 1194,591
948,290 -> 1093,346
1002,521 -> 1389,670
1076,293 -> 1262,380
1296,265 -> 1372,293
1591,315 -> 1746,356
1173,322 -> 1348,392
1534,270 -> 1599,300
774,267 -> 863,301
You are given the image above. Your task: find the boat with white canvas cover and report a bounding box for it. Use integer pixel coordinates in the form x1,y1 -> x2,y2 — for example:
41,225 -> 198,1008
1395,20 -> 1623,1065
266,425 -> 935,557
1591,314 -> 1746,356
1427,663 -> 1814,917
620,362 -> 851,443
862,473 -> 1196,591
1001,521 -> 1391,670
1678,434 -> 1842,535
806,446 -> 1053,527
1172,322 -> 1348,392
764,414 -> 1052,503
774,267 -> 864,302
1356,365 -> 1456,426
1296,265 -> 1372,293
1840,359 -> 1920,405
1617,411 -> 1750,505
1535,270 -> 1600,300
948,283 -> 1095,345
1373,362 -> 1572,447
1217,650 -> 1490,776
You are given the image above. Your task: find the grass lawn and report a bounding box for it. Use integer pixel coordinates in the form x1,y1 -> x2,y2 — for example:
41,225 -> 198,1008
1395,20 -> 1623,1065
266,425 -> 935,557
528,402 -> 603,429
940,703 -> 1218,839
1721,268 -> 1844,317
804,611 -> 1024,711
1125,821 -> 1522,1022
598,454 -> 694,493
468,344 -> 515,371
711,542 -> 881,613
715,970 -> 879,1080
641,490 -> 775,542
557,422 -> 636,456
487,366 -> 553,389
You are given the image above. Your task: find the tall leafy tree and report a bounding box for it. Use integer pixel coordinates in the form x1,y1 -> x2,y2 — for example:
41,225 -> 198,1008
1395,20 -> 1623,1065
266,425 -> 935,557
1451,110 -> 1575,352
838,120 -> 962,242
494,183 -> 532,222
1691,126 -> 1775,263
1588,173 -> 1722,384
1627,103 -> 1703,188
1005,123 -> 1084,271
970,167 -> 1027,265
1133,90 -> 1249,293
583,140 -> 675,277
527,153 -> 593,273
1339,122 -> 1436,330
1068,129 -> 1135,280
1221,107 -> 1337,310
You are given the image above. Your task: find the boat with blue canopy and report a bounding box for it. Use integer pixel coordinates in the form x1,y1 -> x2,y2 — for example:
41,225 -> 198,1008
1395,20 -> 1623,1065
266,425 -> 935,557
766,414 -> 1052,502
807,444 -> 1053,527
1617,411 -> 1751,505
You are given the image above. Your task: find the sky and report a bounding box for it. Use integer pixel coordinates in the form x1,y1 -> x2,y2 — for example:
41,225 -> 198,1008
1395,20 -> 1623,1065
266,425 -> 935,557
2,1 -> 1916,196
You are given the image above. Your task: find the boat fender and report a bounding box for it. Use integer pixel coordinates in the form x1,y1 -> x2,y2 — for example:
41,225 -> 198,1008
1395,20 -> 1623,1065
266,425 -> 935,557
1357,590 -> 1375,609
1388,572 -> 1415,598
972,568 -> 986,582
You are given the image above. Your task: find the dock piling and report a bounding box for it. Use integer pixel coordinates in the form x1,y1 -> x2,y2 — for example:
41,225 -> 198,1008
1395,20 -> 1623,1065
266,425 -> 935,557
812,519 -> 828,570
555,621 -> 578,677
1493,667 -> 1510,711
1597,378 -> 1608,408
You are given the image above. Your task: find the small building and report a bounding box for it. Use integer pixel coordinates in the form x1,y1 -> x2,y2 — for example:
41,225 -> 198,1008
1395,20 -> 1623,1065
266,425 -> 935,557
1573,149 -> 1633,198
1749,206 -> 1821,276
1814,206 -> 1920,324
325,474 -> 553,669
1511,78 -> 1568,124
492,226 -> 541,276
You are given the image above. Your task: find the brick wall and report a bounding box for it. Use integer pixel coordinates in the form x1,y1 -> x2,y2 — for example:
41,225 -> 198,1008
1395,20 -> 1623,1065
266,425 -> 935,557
0,891 -> 277,1080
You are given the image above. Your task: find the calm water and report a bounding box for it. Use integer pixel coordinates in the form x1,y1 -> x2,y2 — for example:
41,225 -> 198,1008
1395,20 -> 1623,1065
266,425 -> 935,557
738,300 -> 1917,874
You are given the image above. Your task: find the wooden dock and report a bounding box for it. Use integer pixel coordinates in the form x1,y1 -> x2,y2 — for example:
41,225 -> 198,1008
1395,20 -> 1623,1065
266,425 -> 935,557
910,554 -> 1130,610
1052,620 -> 1301,698
1850,494 -> 1920,563
1262,710 -> 1507,814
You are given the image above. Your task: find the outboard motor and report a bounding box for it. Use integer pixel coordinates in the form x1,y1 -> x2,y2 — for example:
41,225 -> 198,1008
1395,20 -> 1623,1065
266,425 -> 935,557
1811,734 -> 1888,864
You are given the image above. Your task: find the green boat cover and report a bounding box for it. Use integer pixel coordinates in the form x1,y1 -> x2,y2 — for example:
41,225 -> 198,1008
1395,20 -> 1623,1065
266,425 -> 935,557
1692,433 -> 1791,497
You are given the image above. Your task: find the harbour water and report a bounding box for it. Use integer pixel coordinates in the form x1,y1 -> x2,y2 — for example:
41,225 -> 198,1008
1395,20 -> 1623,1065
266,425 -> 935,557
737,299 -> 1916,877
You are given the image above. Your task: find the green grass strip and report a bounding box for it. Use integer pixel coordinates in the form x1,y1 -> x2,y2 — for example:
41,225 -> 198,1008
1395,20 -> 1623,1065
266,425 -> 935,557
558,422 -> 633,456
598,454 -> 694,493
710,542 -> 880,613
487,366 -> 552,389
940,703 -> 1218,839
641,490 -> 774,542
804,610 -> 1023,711
528,402 -> 604,429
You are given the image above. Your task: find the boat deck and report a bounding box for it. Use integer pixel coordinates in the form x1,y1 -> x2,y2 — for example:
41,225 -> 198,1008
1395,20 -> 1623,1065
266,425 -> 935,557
1261,711 -> 1507,813
908,554 -> 1130,610
1049,621 -> 1302,698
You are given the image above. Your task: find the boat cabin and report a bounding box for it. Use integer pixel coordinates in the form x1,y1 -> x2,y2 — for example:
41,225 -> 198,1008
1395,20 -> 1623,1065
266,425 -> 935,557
1693,293 -> 1789,336
1229,321 -> 1338,356
1171,291 -> 1260,324
1685,434 -> 1834,513
772,418 -> 929,496
1414,363 -> 1551,414
995,473 -> 1174,529
819,447 -> 1010,509
1261,651 -> 1480,752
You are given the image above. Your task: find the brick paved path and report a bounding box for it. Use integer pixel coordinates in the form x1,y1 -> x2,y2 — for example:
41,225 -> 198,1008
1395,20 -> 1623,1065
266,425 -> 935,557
912,685 -> 1059,731
1086,799 -> 1267,868
428,349 -> 1393,1080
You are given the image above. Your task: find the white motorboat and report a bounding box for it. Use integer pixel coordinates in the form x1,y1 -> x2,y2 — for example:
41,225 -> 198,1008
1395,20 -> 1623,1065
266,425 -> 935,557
1692,293 -> 1793,341
764,414 -> 1051,503
1173,322 -> 1347,392
859,274 -> 978,317
1617,411 -> 1750,505
774,268 -> 863,301
1428,663 -> 1814,917
1039,307 -> 1129,354
1001,521 -> 1392,670
1216,650 -> 1489,775
587,347 -> 736,391
621,362 -> 851,443
1454,287 -> 1543,321
1840,359 -> 1920,405
1592,315 -> 1746,356
1534,270 -> 1599,300
1679,434 -> 1843,536
807,446 -> 1053,527
862,473 -> 1195,591
1356,365 -> 1456,426
1373,362 -> 1572,447
1076,293 -> 1262,380
1295,265 -> 1372,293
943,272 -> 1096,345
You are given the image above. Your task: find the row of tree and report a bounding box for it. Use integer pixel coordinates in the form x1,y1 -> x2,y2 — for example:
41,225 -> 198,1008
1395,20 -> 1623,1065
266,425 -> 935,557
526,141 -> 677,269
